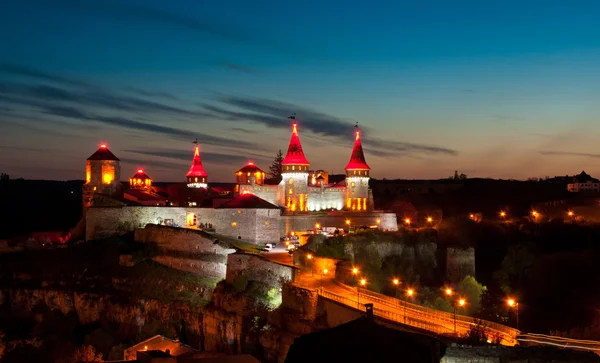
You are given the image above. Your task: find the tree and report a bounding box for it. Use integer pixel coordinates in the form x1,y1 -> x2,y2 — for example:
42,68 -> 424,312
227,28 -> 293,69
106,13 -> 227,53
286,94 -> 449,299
268,149 -> 284,183
457,276 -> 487,315
71,345 -> 103,363
0,173 -> 8,181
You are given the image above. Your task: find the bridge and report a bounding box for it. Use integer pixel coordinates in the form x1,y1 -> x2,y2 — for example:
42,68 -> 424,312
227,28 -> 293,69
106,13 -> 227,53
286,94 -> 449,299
291,269 -> 600,353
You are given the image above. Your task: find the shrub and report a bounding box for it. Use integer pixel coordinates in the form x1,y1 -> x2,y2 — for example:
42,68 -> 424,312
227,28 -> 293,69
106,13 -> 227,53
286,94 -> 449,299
232,274 -> 249,292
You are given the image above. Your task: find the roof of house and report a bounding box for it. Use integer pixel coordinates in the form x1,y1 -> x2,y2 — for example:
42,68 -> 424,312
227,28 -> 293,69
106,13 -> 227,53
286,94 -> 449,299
124,190 -> 166,202
282,119 -> 310,165
131,169 -> 151,180
126,335 -> 196,357
284,309 -> 442,363
215,193 -> 281,209
87,144 -> 120,161
345,127 -> 370,171
236,162 -> 265,174
573,171 -> 599,183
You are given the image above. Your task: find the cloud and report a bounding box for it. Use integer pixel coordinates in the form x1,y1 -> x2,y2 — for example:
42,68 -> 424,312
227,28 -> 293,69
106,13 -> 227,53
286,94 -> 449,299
0,63 -> 91,88
203,94 -> 458,157
121,157 -> 187,171
124,87 -> 180,101
540,151 -> 600,158
124,148 -> 270,166
216,61 -> 261,75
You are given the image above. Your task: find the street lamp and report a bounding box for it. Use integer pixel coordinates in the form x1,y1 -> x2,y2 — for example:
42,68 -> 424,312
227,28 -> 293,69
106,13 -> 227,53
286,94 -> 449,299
454,298 -> 466,334
376,219 -> 381,225
427,217 -> 433,223
531,210 -> 538,219
445,288 -> 453,297
315,223 -> 321,229
404,218 -> 411,225
358,278 -> 367,308
500,211 -> 506,218
320,268 -> 328,292
567,211 -> 574,218
345,219 -> 350,225
508,298 -> 519,330
307,254 -> 313,276
393,278 -> 400,298
405,288 -> 414,324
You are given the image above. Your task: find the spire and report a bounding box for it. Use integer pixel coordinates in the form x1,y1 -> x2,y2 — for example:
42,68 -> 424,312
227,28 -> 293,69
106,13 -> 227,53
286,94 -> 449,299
281,115 -> 310,165
186,139 -> 208,177
345,125 -> 370,171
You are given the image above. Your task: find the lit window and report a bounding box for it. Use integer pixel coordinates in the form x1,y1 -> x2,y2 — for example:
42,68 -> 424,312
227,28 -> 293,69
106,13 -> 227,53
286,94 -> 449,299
195,177 -> 198,182
289,178 -> 293,184
292,166 -> 295,170
351,182 -> 355,187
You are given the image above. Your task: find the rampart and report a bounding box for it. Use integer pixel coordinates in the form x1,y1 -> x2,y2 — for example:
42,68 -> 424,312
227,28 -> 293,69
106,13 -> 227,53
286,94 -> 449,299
446,247 -> 476,282
134,224 -> 236,278
441,345 -> 600,363
280,211 -> 397,235
226,253 -> 295,287
85,205 -> 281,243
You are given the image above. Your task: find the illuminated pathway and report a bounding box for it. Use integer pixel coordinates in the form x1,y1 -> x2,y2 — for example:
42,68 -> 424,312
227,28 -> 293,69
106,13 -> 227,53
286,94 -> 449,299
264,251 -> 600,352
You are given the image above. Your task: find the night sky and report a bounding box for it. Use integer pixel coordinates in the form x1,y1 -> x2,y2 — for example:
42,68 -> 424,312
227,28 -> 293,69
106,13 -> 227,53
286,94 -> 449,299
1,0 -> 600,182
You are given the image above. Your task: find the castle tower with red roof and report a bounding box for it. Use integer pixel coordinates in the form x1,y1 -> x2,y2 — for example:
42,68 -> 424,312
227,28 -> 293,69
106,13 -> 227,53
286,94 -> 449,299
344,125 -> 371,211
83,143 -> 122,209
279,115 -> 310,212
186,140 -> 208,189
130,169 -> 152,191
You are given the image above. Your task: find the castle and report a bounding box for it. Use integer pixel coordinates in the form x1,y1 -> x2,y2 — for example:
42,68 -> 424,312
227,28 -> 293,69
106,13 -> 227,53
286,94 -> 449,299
83,116 -> 397,243
235,116 -> 373,212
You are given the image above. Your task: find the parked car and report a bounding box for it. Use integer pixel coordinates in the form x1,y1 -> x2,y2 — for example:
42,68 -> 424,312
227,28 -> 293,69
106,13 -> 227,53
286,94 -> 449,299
264,243 -> 273,251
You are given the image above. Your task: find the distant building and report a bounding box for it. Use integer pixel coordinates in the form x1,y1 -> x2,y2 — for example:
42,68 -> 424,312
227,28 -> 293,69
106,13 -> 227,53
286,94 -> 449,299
567,171 -> 600,192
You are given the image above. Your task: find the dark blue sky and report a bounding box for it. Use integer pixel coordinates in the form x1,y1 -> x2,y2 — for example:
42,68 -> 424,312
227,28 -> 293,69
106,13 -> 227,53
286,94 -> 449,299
1,0 -> 600,181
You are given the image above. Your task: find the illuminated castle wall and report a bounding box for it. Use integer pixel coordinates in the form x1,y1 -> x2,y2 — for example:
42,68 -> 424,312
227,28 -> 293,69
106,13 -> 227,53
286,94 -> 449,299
237,117 -> 373,212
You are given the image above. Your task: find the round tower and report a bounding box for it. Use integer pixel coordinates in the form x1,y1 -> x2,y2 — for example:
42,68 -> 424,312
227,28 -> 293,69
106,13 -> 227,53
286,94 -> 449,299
344,125 -> 370,211
83,143 -> 122,209
130,169 -> 152,191
279,115 -> 310,212
186,140 -> 208,189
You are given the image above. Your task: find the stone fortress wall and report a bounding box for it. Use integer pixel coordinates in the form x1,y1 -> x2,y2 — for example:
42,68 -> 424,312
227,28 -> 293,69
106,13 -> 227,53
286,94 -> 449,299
281,212 -> 398,236
86,205 -> 281,244
226,253 -> 295,287
134,225 -> 236,278
446,247 -> 476,282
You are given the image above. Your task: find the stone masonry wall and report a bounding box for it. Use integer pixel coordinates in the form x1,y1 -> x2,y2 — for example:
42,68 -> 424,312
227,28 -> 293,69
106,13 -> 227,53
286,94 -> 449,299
446,247 -> 476,282
226,253 -> 294,287
134,225 -> 236,278
280,212 -> 397,236
86,206 -> 281,243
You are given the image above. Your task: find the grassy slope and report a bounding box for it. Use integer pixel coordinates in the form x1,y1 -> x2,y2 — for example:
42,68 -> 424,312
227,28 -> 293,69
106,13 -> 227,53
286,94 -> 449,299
0,235 -> 217,307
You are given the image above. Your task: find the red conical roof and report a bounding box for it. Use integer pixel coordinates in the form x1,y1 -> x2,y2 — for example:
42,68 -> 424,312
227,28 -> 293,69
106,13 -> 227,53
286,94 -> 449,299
186,144 -> 208,177
345,127 -> 370,171
281,121 -> 310,165
87,144 -> 120,161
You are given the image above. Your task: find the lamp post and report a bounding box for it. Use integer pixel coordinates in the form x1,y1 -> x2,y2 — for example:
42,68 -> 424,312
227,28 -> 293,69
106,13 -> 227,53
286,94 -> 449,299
320,268 -> 328,293
508,298 -> 519,330
393,278 -> 400,298
454,298 -> 466,335
307,254 -> 313,277
500,211 -> 506,218
405,288 -> 414,324
427,217 -> 433,224
358,278 -> 366,308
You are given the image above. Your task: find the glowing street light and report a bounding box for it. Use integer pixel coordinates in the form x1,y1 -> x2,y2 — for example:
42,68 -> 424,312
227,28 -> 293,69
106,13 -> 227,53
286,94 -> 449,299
352,267 -> 359,275
404,288 -> 414,324
568,211 -> 574,217
500,211 -> 506,218
320,268 -> 328,292
315,223 -> 321,229
453,298 -> 466,334
357,278 -> 367,308
307,254 -> 313,276
345,219 -> 351,225
427,217 -> 433,223
376,219 -> 381,225
531,210 -> 538,218
469,213 -> 474,219
445,288 -> 453,296
507,298 -> 519,330
404,218 -> 411,225
393,278 -> 400,285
